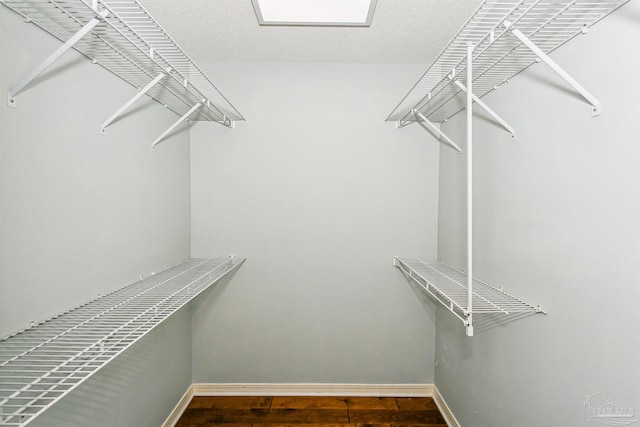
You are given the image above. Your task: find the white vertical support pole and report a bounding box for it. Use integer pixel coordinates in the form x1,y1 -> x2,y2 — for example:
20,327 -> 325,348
101,72 -> 166,133
466,43 -> 474,337
507,23 -> 601,116
151,102 -> 201,149
7,9 -> 109,108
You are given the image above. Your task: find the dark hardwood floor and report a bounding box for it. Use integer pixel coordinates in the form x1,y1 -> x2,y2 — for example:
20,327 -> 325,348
176,396 -> 448,426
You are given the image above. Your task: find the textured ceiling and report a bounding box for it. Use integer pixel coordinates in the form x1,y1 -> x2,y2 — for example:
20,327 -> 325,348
139,0 -> 484,63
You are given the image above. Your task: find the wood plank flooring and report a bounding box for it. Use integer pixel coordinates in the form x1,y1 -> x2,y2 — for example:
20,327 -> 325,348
177,396 -> 447,426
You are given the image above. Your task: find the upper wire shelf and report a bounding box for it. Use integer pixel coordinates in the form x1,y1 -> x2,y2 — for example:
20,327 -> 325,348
2,0 -> 244,127
0,257 -> 245,426
386,0 -> 628,126
394,257 -> 544,327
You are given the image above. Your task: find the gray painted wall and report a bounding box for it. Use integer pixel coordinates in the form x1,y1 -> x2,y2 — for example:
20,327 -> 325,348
435,3 -> 640,426
190,62 -> 440,383
0,7 -> 191,338
1,6 -> 192,426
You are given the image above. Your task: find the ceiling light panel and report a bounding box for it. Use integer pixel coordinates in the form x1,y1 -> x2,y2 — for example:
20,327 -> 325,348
252,0 -> 377,27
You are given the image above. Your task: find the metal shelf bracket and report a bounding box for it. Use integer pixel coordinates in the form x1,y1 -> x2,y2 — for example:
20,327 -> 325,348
7,8 -> 109,108
413,110 -> 462,154
505,20 -> 602,117
101,72 -> 167,134
452,80 -> 516,140
151,102 -> 202,149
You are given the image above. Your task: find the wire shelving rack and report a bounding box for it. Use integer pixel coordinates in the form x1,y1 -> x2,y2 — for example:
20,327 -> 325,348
0,257 -> 245,426
394,257 -> 544,326
387,0 -> 629,126
389,0 -> 629,336
3,0 -> 244,141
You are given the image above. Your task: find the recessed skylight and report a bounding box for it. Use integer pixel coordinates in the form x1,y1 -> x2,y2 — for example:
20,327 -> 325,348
251,0 -> 377,27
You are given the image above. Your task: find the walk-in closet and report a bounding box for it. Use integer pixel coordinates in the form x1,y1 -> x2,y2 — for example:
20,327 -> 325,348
1,1 -> 638,426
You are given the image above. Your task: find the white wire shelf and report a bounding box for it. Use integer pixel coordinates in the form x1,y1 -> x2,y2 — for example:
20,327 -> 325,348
0,257 -> 245,426
387,0 -> 628,125
394,257 -> 544,326
3,0 -> 244,127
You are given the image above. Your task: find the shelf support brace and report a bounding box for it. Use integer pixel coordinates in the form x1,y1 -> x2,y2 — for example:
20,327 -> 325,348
7,9 -> 109,108
413,110 -> 462,154
101,72 -> 166,133
506,21 -> 601,116
151,102 -> 201,149
453,80 -> 516,140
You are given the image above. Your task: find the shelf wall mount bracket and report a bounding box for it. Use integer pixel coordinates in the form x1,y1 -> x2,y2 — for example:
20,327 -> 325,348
413,110 -> 463,154
6,8 -> 109,109
151,102 -> 202,150
101,72 -> 167,134
453,79 -> 516,141
505,20 -> 601,117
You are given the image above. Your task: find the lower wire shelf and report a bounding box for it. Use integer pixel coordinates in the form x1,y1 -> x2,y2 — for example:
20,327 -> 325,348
393,257 -> 544,332
0,257 -> 245,426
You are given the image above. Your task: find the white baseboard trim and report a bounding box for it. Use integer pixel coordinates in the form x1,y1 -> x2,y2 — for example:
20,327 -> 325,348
162,384 -> 195,427
432,385 -> 461,427
163,383 -> 460,427
192,383 -> 434,397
